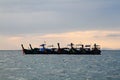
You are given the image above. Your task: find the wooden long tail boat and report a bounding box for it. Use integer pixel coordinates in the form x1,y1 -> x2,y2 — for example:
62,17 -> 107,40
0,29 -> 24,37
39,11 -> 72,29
21,43 -> 101,55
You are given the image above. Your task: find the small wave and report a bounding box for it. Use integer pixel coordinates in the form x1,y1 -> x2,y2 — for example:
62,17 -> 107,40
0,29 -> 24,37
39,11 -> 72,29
0,60 -> 7,63
44,69 -> 67,76
8,76 -> 27,80
4,67 -> 32,71
106,75 -> 120,80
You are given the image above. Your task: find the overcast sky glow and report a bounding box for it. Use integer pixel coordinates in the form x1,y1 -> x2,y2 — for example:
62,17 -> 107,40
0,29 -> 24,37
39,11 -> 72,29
0,0 -> 120,50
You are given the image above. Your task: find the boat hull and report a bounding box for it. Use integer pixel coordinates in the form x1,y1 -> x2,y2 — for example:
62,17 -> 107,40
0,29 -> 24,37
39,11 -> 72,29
22,49 -> 101,55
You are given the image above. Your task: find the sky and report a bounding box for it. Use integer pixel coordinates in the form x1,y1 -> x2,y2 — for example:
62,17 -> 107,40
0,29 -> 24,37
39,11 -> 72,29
0,0 -> 120,50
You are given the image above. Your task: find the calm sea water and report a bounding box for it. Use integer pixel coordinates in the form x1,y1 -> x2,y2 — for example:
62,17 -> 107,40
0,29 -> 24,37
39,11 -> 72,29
0,50 -> 120,80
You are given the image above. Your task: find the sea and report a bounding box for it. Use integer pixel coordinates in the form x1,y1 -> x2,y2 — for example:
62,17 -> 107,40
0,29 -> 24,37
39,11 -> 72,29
0,50 -> 120,80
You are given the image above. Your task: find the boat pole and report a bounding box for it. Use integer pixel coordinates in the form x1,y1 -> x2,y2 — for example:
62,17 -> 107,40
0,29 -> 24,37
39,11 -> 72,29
21,44 -> 25,54
29,44 -> 33,50
57,43 -> 61,53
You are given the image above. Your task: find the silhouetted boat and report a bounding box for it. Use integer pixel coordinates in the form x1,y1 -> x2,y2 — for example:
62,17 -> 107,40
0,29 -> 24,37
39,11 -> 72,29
21,43 -> 101,55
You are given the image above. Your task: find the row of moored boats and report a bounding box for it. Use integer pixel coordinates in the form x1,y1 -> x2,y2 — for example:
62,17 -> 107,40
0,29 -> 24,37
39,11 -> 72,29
21,43 -> 101,55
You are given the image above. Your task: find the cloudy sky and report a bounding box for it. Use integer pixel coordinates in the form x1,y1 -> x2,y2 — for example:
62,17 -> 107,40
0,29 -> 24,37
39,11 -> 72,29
0,0 -> 120,50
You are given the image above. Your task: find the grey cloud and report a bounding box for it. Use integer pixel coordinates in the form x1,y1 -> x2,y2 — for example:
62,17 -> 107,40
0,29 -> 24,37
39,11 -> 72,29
0,0 -> 116,12
106,34 -> 120,38
0,0 -> 120,35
